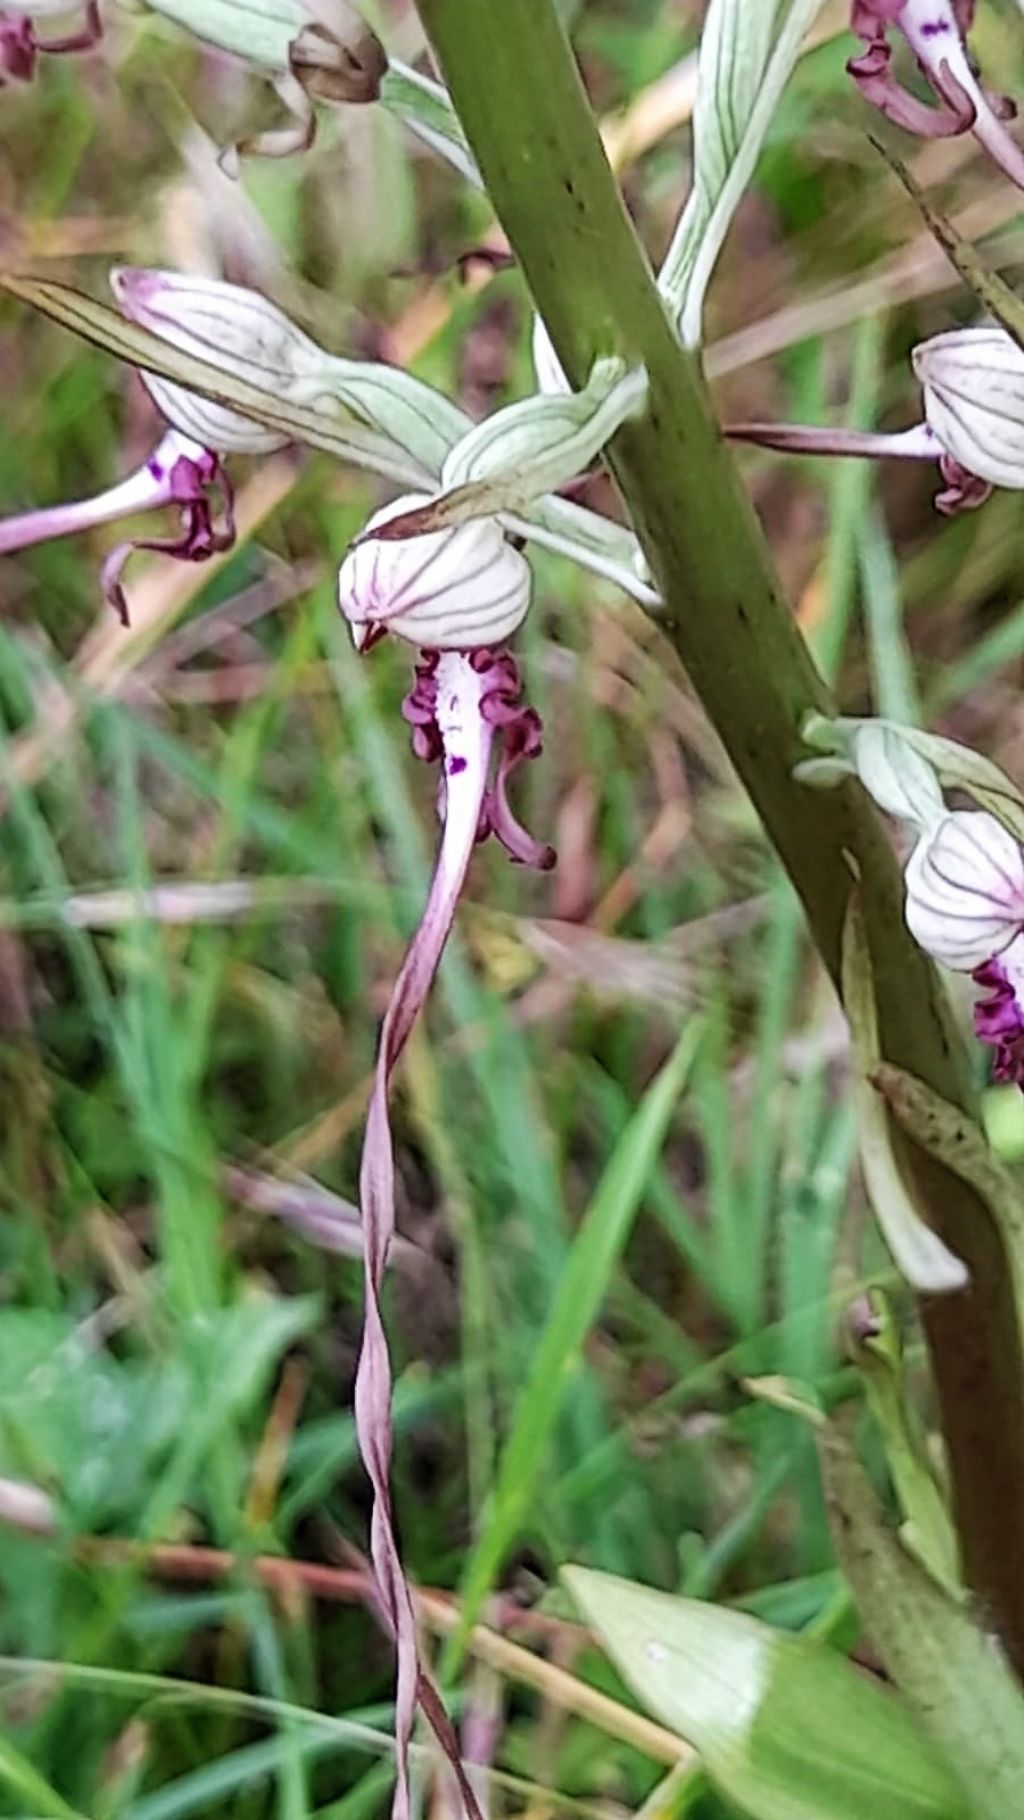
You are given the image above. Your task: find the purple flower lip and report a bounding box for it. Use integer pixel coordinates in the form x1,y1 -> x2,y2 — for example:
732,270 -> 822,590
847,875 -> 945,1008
848,0 -> 1024,191
402,648 -> 556,870
0,429 -> 235,622
0,0 -> 99,82
972,952 -> 1024,1087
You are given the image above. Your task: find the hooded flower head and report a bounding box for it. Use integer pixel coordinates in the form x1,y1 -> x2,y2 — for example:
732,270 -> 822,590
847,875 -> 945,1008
848,0 -> 1024,191
904,810 -> 1024,1086
338,494 -> 533,650
913,328 -> 1024,495
339,498 -> 550,1819
0,429 -> 234,623
110,266 -> 325,454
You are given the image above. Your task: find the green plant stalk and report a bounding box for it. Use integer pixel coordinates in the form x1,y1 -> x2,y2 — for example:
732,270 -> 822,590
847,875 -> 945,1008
414,0 -> 1024,1672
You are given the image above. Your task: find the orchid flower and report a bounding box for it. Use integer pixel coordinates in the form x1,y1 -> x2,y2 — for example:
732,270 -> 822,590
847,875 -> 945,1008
905,810 -> 1024,1089
337,495 -> 553,1819
0,269 -> 316,619
0,429 -> 234,623
1,0 -> 99,84
727,324 -> 1024,516
848,0 -> 1024,190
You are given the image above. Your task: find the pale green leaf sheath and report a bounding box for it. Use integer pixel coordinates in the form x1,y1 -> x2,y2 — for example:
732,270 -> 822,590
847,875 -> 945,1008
659,0 -> 829,346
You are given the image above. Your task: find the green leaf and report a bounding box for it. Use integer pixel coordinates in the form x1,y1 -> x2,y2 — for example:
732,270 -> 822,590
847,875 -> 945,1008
848,1287 -> 960,1593
819,1420 -> 1024,1820
0,1732 -> 89,1820
564,1566 -> 965,1820
659,1 -> 828,346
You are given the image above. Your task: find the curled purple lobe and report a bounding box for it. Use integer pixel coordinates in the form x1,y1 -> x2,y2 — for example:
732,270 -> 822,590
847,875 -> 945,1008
0,431 -> 235,625
101,444 -> 236,624
847,0 -> 1024,191
973,942 -> 1024,1088
0,0 -> 100,81
935,451 -> 992,515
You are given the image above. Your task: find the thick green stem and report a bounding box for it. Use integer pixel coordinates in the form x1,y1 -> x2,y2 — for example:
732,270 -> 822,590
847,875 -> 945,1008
415,0 -> 1024,1670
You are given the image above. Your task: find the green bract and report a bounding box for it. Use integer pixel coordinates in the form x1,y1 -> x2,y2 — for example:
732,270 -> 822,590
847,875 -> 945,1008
359,358 -> 649,541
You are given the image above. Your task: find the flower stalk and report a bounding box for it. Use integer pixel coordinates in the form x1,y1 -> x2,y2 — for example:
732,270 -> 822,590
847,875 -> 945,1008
727,324 -> 1024,516
414,0 -> 1024,1677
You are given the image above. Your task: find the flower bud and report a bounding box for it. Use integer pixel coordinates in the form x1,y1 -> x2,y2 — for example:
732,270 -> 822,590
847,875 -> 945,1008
904,810 -> 1024,971
144,0 -> 385,95
912,328 -> 1024,491
111,266 -> 333,454
338,494 -> 532,651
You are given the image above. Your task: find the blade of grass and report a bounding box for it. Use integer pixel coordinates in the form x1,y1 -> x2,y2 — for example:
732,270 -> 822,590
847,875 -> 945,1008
442,1019 -> 705,1671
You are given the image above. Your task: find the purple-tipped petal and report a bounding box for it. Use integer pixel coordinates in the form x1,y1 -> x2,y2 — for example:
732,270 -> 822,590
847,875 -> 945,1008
0,431 -> 205,557
726,420 -> 939,461
727,415 -> 994,516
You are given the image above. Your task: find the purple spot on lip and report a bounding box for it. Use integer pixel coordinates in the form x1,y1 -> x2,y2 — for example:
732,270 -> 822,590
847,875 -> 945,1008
147,459 -> 166,481
920,18 -> 950,32
447,755 -> 467,775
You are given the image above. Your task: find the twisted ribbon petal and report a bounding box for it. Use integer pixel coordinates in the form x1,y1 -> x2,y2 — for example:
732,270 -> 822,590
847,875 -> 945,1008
354,647 -> 551,1818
